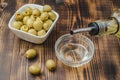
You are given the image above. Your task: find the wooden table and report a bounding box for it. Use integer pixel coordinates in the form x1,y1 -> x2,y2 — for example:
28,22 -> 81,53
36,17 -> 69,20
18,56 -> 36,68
0,0 -> 120,80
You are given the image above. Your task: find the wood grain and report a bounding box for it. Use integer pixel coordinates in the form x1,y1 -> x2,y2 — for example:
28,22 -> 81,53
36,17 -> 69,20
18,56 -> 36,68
0,0 -> 120,80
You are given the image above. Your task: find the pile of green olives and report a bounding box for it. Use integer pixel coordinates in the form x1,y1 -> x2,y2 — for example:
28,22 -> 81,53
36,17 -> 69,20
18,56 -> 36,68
12,5 -> 56,37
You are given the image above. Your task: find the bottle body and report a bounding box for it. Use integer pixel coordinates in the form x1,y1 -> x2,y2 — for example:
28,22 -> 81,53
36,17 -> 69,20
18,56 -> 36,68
112,9 -> 120,38
89,9 -> 120,38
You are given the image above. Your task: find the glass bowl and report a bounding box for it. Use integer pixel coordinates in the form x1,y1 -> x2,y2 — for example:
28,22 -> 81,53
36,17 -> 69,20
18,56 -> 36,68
55,34 -> 94,67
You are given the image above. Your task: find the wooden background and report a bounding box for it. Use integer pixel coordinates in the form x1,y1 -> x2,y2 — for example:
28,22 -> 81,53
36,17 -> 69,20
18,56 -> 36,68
0,0 -> 120,80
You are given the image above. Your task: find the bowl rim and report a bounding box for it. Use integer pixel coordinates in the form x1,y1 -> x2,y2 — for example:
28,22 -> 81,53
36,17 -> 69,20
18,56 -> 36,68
8,4 -> 59,39
55,34 -> 95,65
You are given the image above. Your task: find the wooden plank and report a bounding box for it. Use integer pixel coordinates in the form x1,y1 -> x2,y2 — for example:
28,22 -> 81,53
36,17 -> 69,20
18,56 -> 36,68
0,0 -> 120,80
0,11 -> 15,80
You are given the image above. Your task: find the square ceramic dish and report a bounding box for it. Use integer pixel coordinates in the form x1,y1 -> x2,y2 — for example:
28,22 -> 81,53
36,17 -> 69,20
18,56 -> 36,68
8,4 -> 59,44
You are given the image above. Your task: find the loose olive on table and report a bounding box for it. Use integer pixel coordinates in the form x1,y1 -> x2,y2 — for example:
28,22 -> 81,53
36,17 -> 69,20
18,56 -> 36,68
25,49 -> 37,59
46,59 -> 56,71
29,64 -> 41,75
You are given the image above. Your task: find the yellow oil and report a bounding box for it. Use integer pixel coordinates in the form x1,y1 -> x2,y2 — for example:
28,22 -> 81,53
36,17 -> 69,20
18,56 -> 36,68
106,18 -> 118,35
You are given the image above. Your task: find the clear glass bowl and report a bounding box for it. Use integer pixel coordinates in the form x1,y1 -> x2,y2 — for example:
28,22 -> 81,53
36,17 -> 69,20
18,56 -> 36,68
55,34 -> 94,67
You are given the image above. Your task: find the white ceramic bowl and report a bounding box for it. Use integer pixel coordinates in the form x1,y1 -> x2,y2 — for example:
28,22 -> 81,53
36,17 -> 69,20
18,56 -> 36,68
8,4 -> 59,44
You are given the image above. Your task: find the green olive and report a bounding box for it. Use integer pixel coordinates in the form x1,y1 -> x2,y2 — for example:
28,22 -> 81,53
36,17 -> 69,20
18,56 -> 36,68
43,20 -> 53,31
12,21 -> 22,30
37,29 -> 46,36
40,12 -> 48,21
30,15 -> 36,21
45,19 -> 53,26
32,8 -> 41,18
26,19 -> 34,28
36,17 -> 42,22
25,7 -> 32,13
23,16 -> 29,24
15,12 -> 23,21
25,49 -> 37,59
40,10 -> 44,14
43,5 -> 52,12
43,23 -> 49,31
23,7 -> 32,16
22,11 -> 31,16
48,12 -> 56,20
46,59 -> 56,71
33,20 -> 43,31
17,21 -> 23,26
29,64 -> 41,75
20,25 -> 29,32
28,29 -> 37,35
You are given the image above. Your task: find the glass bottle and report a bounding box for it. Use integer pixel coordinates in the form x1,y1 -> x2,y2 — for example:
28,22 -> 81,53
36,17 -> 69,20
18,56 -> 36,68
70,9 -> 120,38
